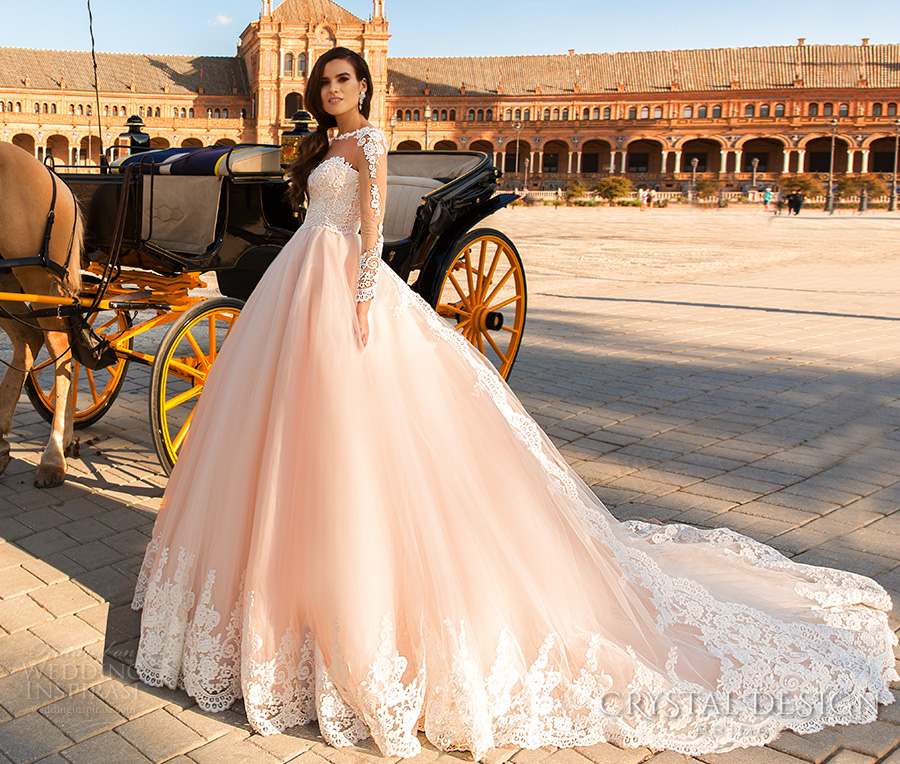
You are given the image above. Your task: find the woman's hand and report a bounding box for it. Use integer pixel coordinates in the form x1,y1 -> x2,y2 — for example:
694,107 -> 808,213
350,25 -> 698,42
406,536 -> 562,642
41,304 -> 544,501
356,302 -> 370,348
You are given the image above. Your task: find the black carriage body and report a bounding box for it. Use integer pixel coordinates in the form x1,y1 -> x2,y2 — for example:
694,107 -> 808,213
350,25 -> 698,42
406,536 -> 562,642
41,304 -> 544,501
60,149 -> 517,306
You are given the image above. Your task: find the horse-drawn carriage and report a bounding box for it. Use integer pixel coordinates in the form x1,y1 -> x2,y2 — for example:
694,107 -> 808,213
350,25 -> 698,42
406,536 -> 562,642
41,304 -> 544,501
13,141 -> 527,475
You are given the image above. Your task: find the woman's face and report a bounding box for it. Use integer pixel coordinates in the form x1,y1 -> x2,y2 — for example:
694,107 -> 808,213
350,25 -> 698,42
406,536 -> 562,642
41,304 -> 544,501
320,58 -> 366,118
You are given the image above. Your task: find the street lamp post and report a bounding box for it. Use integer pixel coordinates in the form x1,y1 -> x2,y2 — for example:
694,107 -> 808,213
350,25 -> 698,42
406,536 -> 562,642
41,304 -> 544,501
825,118 -> 838,215
424,105 -> 432,150
524,157 -> 530,191
514,121 -> 523,183
890,118 -> 900,212
690,157 -> 699,203
751,157 -> 759,190
389,114 -> 397,150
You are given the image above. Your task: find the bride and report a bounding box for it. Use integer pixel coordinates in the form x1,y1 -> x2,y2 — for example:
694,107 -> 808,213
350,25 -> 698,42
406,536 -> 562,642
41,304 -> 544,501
132,47 -> 897,759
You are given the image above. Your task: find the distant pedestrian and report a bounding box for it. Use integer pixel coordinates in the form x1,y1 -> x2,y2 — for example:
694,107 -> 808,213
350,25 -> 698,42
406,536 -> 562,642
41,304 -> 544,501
793,192 -> 805,215
762,187 -> 773,212
647,188 -> 657,209
773,190 -> 784,215
639,188 -> 648,211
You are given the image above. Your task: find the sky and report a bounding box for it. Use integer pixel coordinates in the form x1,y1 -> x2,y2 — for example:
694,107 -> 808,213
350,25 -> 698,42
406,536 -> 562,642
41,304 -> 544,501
0,0 -> 897,59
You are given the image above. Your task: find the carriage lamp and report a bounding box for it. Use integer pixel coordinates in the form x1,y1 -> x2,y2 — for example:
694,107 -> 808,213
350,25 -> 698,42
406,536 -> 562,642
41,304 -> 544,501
280,109 -> 316,169
119,115 -> 151,155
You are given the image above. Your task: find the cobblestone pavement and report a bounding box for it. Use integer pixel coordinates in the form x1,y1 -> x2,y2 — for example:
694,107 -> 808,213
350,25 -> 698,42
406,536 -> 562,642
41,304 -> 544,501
0,207 -> 899,764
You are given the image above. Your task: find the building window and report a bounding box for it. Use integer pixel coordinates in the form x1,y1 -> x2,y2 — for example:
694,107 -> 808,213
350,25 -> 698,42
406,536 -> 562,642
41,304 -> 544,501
562,108 -> 569,120
712,104 -> 722,118
284,52 -> 294,76
50,104 -> 56,114
477,109 -> 484,121
640,106 -> 649,119
468,109 -> 475,121
139,106 -> 144,117
745,104 -> 755,117
449,109 -> 456,121
889,103 -> 898,116
627,153 -> 649,173
33,103 -> 40,113
173,107 -> 178,118
182,108 -> 187,118
298,54 -> 307,75
581,153 -> 599,173
582,108 -> 589,119
838,103 -> 849,117
214,108 -> 221,118
592,107 -> 600,119
189,108 -> 194,118
542,152 -> 559,173
396,109 -> 403,121
628,107 -> 637,119
486,109 -> 493,121
697,105 -> 707,118
603,106 -> 611,119
154,107 -> 160,117
543,108 -> 550,120
873,103 -> 883,116
774,103 -> 785,116
223,108 -> 229,119
505,109 -> 512,120
823,102 -> 833,116
552,108 -> 559,120
653,106 -> 663,118
0,102 -> 4,112
413,109 -> 420,120
405,109 -> 411,120
523,109 -> 530,120
14,102 -> 20,112
86,105 -> 92,116
684,105 -> 693,118
808,103 -> 819,116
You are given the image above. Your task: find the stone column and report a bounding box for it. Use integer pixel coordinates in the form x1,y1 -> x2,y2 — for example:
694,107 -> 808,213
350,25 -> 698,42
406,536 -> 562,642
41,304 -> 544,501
609,150 -> 617,174
782,149 -> 790,174
719,150 -> 727,173
847,146 -> 854,173
536,151 -> 543,173
620,151 -> 627,173
576,150 -> 582,174
861,148 -> 870,173
661,150 -> 669,173
733,149 -> 743,173
797,149 -> 806,173
673,150 -> 682,173
567,153 -> 573,174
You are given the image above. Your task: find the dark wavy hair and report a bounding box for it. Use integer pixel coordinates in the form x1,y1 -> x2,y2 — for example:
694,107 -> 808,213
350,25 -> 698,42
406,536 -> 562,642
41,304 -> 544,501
289,47 -> 372,209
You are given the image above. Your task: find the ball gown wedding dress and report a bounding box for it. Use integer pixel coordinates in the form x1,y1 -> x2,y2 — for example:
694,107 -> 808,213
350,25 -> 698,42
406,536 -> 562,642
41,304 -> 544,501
132,127 -> 897,758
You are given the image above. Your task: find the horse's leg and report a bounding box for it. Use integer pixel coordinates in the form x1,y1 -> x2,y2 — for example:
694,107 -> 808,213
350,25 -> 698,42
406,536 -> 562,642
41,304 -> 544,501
0,309 -> 44,475
30,324 -> 72,488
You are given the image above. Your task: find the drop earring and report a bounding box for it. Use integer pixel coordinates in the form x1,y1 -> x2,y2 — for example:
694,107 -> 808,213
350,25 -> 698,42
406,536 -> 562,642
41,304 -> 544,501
358,90 -> 366,110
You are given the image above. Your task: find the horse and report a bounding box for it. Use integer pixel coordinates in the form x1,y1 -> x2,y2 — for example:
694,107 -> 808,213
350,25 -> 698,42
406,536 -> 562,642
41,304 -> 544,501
0,141 -> 84,487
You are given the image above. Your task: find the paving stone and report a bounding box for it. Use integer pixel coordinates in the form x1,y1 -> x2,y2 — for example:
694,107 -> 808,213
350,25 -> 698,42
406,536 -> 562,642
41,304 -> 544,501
89,678 -> 165,720
0,545 -> 33,571
38,688 -> 124,742
174,706 -> 252,741
695,744 -> 809,763
766,729 -> 841,763
0,630 -> 57,673
0,596 -> 53,634
19,559 -> 69,587
831,719 -> 900,757
117,708 -> 206,760
59,729 -> 152,764
0,568 -> 45,601
29,614 -> 102,655
14,530 -> 78,558
572,743 -> 652,764
0,667 -> 65,717
28,582 -> 97,618
59,540 -> 125,572
37,650 -> 104,694
0,712 -> 71,764
251,728 -> 320,761
188,732 -> 282,764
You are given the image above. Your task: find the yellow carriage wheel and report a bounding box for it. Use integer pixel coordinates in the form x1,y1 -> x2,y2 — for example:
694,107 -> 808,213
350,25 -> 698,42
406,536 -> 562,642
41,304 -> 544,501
149,297 -> 243,475
435,228 -> 527,379
24,309 -> 132,428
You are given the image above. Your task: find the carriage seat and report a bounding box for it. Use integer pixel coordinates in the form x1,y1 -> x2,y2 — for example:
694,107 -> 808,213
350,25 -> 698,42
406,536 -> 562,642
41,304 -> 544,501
383,175 -> 442,243
117,145 -> 282,177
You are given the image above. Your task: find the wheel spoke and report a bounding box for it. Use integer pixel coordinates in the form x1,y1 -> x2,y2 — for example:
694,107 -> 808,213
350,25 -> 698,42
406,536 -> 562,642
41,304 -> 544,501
172,407 -> 196,452
483,268 -> 515,307
447,272 -> 473,309
164,384 -> 202,412
463,251 -> 476,301
480,245 -> 503,303
208,316 -> 218,362
474,238 -> 488,301
166,359 -> 206,382
33,357 -> 54,373
481,327 -> 508,363
87,371 -> 100,404
487,294 -> 523,312
70,361 -> 81,413
185,331 -> 210,371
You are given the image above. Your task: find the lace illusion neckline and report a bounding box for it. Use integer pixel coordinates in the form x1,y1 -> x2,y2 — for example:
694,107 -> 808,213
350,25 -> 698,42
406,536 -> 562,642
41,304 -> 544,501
331,125 -> 376,142
316,155 -> 359,174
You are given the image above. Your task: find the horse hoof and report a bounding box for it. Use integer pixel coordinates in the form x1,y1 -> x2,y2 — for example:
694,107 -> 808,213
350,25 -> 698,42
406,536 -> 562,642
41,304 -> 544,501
34,464 -> 66,488
0,447 -> 10,476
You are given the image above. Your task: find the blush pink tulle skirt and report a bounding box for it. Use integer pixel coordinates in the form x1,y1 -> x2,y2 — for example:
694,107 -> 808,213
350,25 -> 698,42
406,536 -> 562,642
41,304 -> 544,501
133,224 -> 897,759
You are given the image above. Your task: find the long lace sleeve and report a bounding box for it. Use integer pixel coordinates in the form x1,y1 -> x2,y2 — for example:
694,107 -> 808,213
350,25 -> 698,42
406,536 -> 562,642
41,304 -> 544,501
356,128 -> 388,302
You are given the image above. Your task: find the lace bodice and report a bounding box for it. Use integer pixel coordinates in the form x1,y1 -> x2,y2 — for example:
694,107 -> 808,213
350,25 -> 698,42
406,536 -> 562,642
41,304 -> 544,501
300,127 -> 387,302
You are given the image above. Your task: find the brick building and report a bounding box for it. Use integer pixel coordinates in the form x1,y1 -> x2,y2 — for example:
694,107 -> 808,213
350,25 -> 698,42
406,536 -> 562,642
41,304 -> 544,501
1,0 -> 898,191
